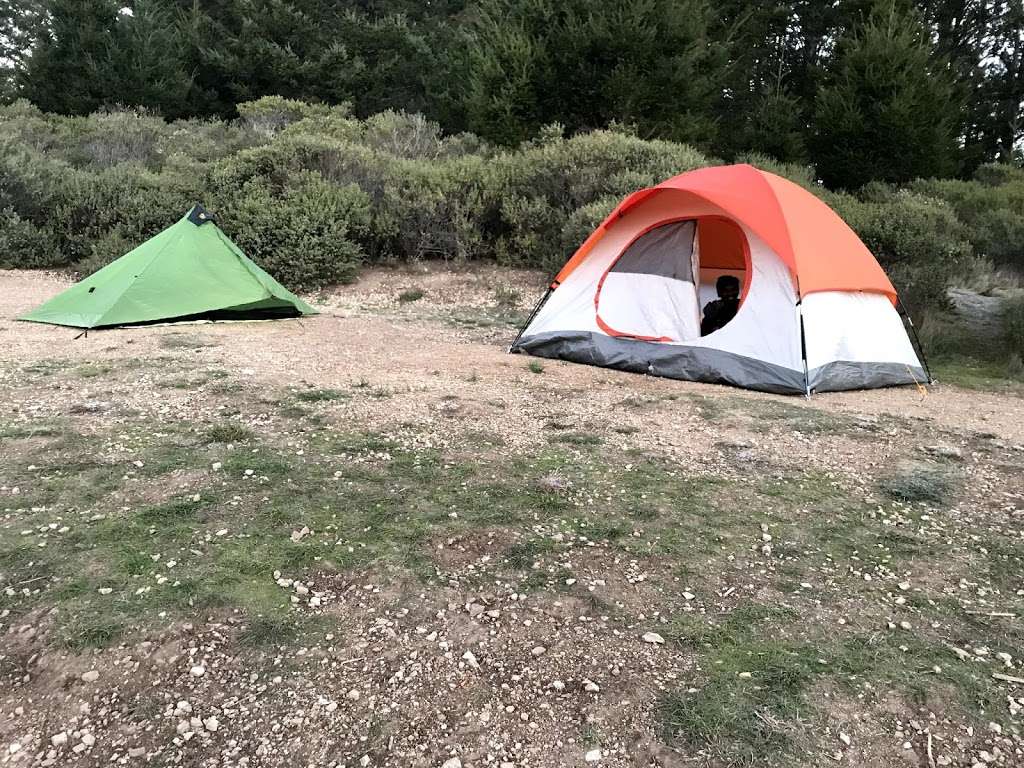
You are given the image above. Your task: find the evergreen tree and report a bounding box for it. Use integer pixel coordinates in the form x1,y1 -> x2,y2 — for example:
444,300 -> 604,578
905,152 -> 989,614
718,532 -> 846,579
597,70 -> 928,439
465,0 -> 725,146
17,0 -> 123,114
813,6 -> 963,188
0,0 -> 46,101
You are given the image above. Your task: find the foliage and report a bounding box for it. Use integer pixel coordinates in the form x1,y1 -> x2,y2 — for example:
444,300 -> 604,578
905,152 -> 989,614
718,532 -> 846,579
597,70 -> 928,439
3,0 -> 1020,183
0,99 -> 1022,304
813,8 -> 961,189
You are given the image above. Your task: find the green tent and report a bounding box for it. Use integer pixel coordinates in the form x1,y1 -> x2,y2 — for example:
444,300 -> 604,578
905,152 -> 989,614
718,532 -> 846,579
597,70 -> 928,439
19,206 -> 317,329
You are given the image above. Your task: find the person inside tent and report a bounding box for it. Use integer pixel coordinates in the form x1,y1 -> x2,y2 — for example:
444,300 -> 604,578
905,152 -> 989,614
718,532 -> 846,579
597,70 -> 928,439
700,275 -> 741,336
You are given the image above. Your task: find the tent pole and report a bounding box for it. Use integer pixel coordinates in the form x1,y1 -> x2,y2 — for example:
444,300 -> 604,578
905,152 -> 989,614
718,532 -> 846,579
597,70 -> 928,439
897,298 -> 934,384
508,283 -> 555,354
797,299 -> 811,398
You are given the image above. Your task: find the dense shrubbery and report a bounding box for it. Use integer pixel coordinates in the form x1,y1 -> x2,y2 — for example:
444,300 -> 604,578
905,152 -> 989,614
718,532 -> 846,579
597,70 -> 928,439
1,98 -> 1022,311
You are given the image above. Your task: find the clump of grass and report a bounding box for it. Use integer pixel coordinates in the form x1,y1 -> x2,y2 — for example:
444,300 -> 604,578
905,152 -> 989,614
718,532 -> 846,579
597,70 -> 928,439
550,432 -> 603,446
527,361 -> 544,374
398,287 -> 425,303
296,388 -> 345,402
493,284 -> 522,309
879,464 -> 954,504
239,613 -> 300,647
207,422 -> 255,443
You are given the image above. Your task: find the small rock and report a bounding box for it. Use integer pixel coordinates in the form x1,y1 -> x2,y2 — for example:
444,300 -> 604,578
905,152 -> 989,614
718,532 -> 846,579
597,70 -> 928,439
551,680 -> 565,691
531,646 -> 546,657
462,650 -> 480,670
347,689 -> 360,701
190,665 -> 206,678
80,734 -> 95,747
211,462 -> 222,471
441,759 -> 462,768
81,670 -> 99,682
203,716 -> 219,732
642,632 -> 665,645
50,733 -> 68,748
585,749 -> 602,762
839,732 -> 851,746
128,747 -> 146,758
583,679 -> 600,693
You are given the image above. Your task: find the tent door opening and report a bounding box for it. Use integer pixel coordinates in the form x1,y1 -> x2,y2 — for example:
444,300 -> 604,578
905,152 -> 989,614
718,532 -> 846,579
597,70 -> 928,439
696,217 -> 748,335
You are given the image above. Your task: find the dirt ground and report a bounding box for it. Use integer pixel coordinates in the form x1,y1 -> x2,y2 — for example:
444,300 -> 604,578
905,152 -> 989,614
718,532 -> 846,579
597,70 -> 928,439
1,267 -> 1022,768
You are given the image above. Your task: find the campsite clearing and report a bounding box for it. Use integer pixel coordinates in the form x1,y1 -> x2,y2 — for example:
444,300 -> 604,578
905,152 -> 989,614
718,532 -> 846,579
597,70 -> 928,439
1,267 -> 1022,768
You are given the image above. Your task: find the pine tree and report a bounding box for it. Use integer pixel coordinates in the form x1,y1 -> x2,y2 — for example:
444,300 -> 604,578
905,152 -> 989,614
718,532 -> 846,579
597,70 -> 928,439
813,6 -> 963,188
465,0 -> 725,146
17,0 -> 123,114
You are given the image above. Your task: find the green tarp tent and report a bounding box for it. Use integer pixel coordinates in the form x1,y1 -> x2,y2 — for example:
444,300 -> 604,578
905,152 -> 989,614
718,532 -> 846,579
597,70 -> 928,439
19,205 -> 317,329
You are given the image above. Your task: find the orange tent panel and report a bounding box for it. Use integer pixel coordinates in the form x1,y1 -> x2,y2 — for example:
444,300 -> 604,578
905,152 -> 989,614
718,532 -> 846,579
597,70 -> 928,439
553,164 -> 897,302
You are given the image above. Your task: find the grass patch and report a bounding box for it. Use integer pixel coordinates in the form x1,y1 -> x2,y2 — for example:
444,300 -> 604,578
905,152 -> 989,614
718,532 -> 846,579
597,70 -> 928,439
549,431 -> 602,446
295,388 -> 346,403
879,464 -> 954,504
398,287 -> 425,303
527,361 -> 544,374
207,422 -> 256,443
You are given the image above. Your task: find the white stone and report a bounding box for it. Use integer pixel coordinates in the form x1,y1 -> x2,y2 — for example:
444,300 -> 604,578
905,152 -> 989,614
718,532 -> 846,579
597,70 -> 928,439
81,670 -> 99,682
441,759 -> 462,768
462,650 -> 480,670
190,664 -> 206,677
551,680 -> 565,691
80,733 -> 95,747
839,732 -> 851,746
583,679 -> 600,693
642,632 -> 665,645
531,646 -> 546,657
50,733 -> 67,747
347,689 -> 361,701
203,716 -> 219,732
585,749 -> 602,762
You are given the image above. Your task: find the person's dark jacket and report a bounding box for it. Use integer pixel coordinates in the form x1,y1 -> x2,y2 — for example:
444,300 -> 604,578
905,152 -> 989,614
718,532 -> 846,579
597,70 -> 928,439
701,298 -> 739,336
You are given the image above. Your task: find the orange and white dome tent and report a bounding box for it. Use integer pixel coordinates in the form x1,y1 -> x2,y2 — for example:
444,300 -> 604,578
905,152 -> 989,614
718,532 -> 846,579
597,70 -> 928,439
510,164 -> 930,394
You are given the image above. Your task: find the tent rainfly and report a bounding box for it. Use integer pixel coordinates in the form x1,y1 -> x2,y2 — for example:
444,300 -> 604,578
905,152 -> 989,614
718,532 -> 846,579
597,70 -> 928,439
510,164 -> 930,395
19,205 -> 316,329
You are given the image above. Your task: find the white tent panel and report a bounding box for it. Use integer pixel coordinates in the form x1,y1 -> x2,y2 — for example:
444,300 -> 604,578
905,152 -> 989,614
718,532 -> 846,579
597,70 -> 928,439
597,272 -> 701,340
803,291 -> 922,371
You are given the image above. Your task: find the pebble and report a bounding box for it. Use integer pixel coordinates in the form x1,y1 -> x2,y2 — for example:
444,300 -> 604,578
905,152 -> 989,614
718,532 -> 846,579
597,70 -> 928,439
347,688 -> 361,701
585,749 -> 602,762
583,679 -> 600,693
441,759 -> 462,768
50,733 -> 67,747
551,680 -> 565,691
531,646 -> 547,657
203,716 -> 219,732
642,632 -> 665,645
81,670 -> 99,682
462,650 -> 480,670
128,747 -> 146,758
839,732 -> 851,746
190,664 -> 206,677
81,733 -> 95,747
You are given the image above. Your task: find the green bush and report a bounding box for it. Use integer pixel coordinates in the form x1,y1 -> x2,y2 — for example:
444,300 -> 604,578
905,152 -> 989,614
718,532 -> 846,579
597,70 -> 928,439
221,172 -> 370,289
1,98 -> 1022,313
